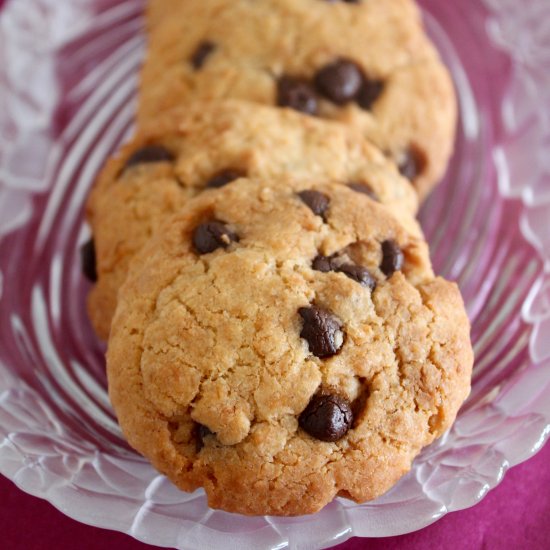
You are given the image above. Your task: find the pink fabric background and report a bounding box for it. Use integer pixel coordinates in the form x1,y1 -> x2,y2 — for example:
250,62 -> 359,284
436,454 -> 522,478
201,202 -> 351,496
1,1 -> 549,548
2,442 -> 550,549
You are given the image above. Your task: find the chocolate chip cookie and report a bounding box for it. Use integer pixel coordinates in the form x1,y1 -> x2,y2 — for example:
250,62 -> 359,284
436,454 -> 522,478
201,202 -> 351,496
138,0 -> 457,199
107,178 -> 473,516
86,100 -> 419,339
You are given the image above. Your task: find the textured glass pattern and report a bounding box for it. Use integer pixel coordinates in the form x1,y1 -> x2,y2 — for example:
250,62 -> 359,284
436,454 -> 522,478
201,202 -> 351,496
0,0 -> 549,548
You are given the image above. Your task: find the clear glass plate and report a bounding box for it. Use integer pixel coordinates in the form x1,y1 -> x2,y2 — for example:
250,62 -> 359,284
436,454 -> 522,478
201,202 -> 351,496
1,0 -> 549,548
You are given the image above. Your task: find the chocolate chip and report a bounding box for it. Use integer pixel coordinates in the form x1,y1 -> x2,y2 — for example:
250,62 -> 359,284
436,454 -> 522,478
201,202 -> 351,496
206,169 -> 246,189
125,145 -> 174,169
313,255 -> 376,289
299,305 -> 344,358
193,221 -> 238,254
299,393 -> 353,442
312,255 -> 336,273
191,40 -> 216,70
277,76 -> 318,115
298,190 -> 330,220
356,79 -> 384,110
314,60 -> 363,105
348,182 -> 378,201
398,147 -> 426,181
380,239 -> 404,277
80,239 -> 97,282
337,264 -> 377,290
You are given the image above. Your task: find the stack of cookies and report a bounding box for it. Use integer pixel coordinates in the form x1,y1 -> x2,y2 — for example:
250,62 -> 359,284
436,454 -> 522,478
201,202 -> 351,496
84,0 -> 473,516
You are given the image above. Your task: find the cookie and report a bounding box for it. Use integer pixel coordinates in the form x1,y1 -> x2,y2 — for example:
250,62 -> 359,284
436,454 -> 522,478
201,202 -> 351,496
107,178 -> 473,516
138,0 -> 457,199
86,100 -> 419,340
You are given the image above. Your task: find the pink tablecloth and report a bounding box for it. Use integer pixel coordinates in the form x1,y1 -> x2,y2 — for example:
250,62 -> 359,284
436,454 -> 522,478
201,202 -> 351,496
2,440 -> 549,550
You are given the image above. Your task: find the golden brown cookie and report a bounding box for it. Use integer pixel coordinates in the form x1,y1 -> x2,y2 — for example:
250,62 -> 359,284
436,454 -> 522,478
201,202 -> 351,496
107,178 -> 473,516
86,100 -> 419,339
138,0 -> 457,198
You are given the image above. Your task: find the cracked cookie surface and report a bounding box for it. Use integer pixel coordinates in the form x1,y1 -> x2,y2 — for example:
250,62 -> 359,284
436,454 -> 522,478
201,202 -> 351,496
139,0 -> 457,198
107,178 -> 473,516
86,100 -> 419,339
